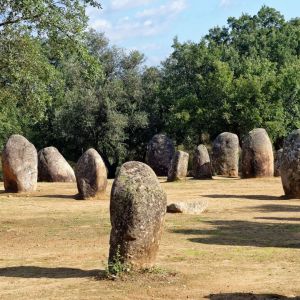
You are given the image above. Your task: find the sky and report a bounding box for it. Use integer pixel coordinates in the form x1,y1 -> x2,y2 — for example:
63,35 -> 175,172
87,0 -> 300,66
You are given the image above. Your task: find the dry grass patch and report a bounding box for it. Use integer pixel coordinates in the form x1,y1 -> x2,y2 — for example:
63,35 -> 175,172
0,177 -> 300,299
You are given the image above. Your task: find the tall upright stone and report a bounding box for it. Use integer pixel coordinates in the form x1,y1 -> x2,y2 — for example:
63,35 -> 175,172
212,132 -> 239,177
109,161 -> 167,270
2,134 -> 37,192
38,147 -> 75,182
167,150 -> 189,182
274,148 -> 283,177
145,134 -> 175,176
281,130 -> 300,197
241,128 -> 274,178
75,148 -> 107,200
193,144 -> 212,179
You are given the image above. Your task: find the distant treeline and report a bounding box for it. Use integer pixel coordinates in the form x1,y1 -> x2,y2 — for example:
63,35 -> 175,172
0,2 -> 300,176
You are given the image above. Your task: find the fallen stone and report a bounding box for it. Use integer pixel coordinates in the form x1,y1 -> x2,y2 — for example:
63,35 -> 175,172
167,200 -> 208,214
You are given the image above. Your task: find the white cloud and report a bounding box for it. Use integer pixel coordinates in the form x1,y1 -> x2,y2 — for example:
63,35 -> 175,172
89,0 -> 187,42
111,0 -> 153,10
137,0 -> 186,18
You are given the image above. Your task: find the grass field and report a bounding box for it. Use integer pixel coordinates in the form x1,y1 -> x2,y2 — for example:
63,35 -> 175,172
0,177 -> 300,300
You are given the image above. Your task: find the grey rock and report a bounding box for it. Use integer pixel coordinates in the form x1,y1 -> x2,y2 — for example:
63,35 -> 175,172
167,150 -> 189,182
146,134 -> 175,176
193,144 -> 212,179
241,128 -> 274,178
109,161 -> 167,270
75,148 -> 107,199
212,132 -> 239,177
167,200 -> 208,214
2,134 -> 37,192
280,130 -> 300,197
38,147 -> 75,182
274,149 -> 283,177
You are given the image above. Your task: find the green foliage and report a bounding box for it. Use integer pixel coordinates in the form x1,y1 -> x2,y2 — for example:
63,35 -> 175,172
106,245 -> 130,277
159,6 -> 300,149
0,4 -> 299,171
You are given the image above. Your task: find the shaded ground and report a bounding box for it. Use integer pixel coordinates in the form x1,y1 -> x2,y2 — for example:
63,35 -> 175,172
0,177 -> 299,299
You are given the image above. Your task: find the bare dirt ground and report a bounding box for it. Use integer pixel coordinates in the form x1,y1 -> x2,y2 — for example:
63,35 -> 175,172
0,177 -> 300,300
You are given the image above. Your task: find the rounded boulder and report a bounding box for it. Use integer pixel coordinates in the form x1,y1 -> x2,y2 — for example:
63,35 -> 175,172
2,134 -> 38,192
109,161 -> 167,270
241,128 -> 274,178
212,132 -> 239,177
38,147 -> 75,182
75,148 -> 107,200
167,150 -> 189,182
193,144 -> 212,179
145,134 -> 175,176
280,130 -> 300,197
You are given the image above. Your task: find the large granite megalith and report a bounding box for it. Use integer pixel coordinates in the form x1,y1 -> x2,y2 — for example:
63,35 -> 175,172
2,134 -> 38,192
193,144 -> 212,179
241,128 -> 274,178
109,161 -> 167,270
212,132 -> 239,177
167,150 -> 189,182
38,147 -> 75,182
145,134 -> 175,176
280,130 -> 300,197
75,148 -> 107,199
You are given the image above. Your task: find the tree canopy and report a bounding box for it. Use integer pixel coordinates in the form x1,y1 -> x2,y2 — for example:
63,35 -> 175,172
0,5 -> 299,175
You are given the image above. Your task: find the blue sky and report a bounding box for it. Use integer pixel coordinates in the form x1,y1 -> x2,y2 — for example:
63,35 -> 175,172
87,0 -> 300,66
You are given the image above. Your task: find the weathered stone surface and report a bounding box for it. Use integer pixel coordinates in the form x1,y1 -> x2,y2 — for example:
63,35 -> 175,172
241,128 -> 274,178
2,134 -> 37,192
109,161 -> 167,270
274,149 -> 283,177
75,148 -> 107,199
280,130 -> 300,197
38,147 -> 75,182
167,150 -> 189,182
145,134 -> 175,176
167,200 -> 208,214
212,132 -> 239,177
193,144 -> 212,179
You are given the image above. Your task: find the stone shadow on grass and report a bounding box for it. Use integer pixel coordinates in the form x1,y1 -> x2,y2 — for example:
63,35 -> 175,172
36,194 -> 77,200
253,204 -> 300,212
172,220 -> 300,248
255,217 -> 300,222
204,194 -> 286,201
0,266 -> 105,279
205,293 -> 300,299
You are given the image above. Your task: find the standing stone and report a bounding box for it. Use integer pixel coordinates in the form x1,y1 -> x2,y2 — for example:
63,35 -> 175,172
193,144 -> 212,179
212,132 -> 239,177
109,161 -> 167,270
75,148 -> 107,199
2,134 -> 37,192
38,147 -> 75,182
167,150 -> 189,182
241,128 -> 274,178
281,130 -> 300,197
274,149 -> 283,177
145,134 -> 175,176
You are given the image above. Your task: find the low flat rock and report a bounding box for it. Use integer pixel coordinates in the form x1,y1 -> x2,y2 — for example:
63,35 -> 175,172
167,200 -> 208,214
